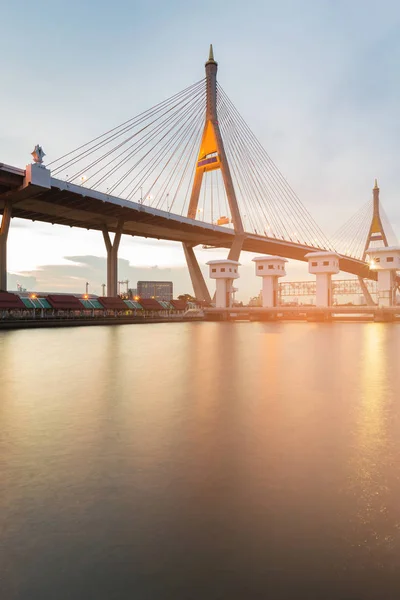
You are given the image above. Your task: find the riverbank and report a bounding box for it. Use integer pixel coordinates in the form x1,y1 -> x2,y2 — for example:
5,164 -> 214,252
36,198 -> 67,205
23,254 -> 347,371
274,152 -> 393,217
0,315 -> 204,330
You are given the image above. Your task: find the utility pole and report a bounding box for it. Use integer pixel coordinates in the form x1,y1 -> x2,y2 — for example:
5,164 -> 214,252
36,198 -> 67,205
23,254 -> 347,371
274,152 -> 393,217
101,283 -> 106,297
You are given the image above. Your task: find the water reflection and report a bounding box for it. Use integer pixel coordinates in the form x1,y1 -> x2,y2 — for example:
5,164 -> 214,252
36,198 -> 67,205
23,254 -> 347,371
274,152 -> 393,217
1,323 -> 400,599
349,324 -> 396,563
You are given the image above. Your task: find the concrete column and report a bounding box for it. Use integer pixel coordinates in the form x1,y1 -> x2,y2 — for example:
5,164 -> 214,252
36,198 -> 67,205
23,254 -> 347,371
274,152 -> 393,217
262,276 -> 278,307
102,220 -> 123,297
376,270 -> 395,307
215,278 -> 229,308
0,200 -> 12,291
315,273 -> 332,307
183,243 -> 211,303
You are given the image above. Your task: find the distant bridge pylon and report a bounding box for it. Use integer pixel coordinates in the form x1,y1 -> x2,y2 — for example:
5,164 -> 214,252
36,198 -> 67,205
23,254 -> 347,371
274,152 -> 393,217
332,180 -> 398,304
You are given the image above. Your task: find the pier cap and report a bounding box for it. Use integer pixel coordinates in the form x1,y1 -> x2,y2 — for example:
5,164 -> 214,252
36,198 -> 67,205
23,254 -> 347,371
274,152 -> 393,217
253,255 -> 287,277
252,255 -> 288,263
206,259 -> 240,266
207,258 -> 240,280
305,251 -> 340,275
366,245 -> 400,255
304,251 -> 339,259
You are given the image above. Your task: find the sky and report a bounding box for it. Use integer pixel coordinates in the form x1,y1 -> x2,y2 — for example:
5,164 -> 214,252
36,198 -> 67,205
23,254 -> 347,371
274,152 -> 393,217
2,0 -> 400,300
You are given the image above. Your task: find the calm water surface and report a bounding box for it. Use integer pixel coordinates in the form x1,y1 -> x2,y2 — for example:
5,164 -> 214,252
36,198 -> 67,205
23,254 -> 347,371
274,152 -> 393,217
1,322 -> 400,599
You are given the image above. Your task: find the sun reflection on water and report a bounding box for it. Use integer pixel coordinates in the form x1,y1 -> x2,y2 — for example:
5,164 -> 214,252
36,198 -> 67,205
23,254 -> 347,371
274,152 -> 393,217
349,324 -> 396,559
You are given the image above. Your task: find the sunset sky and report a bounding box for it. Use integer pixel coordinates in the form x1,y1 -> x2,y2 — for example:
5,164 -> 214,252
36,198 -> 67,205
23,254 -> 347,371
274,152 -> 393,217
2,0 -> 400,298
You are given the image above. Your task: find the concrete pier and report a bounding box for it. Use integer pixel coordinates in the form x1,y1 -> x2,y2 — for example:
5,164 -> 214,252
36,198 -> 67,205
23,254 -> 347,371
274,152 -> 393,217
207,259 -> 240,308
253,255 -> 287,307
305,251 -> 340,307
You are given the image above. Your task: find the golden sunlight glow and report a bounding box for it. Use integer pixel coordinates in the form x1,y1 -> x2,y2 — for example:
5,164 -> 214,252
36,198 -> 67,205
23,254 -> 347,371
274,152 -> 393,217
351,325 -> 388,534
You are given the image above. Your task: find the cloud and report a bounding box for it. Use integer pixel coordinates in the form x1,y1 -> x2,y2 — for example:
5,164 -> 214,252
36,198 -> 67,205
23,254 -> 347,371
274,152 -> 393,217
8,255 -> 195,297
7,272 -> 37,291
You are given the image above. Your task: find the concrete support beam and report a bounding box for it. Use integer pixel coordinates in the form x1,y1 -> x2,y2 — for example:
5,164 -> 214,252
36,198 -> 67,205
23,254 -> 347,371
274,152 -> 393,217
357,276 -> 376,306
228,234 -> 245,261
102,220 -> 124,297
0,200 -> 12,291
183,243 -> 211,303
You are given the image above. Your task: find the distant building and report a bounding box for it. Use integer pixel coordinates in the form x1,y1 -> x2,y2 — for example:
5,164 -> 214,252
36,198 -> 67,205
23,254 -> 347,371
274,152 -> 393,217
137,281 -> 173,301
126,288 -> 137,300
248,294 -> 262,307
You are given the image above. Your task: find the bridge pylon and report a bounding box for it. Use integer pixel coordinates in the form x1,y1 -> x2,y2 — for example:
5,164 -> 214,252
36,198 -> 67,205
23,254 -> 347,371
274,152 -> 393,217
358,180 -> 389,305
184,45 -> 245,302
362,179 -> 388,260
187,45 -> 243,235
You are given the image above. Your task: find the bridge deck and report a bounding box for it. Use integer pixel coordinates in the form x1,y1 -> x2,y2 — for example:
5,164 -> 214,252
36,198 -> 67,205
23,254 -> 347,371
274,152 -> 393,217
0,163 -> 374,280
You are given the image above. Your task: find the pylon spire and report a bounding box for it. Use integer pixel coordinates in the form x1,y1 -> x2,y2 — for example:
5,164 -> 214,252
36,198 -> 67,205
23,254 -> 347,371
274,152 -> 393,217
206,44 -> 216,65
374,178 -> 379,189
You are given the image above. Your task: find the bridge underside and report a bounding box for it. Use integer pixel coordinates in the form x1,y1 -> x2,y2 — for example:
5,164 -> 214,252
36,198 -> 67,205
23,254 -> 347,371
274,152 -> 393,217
0,166 -> 376,287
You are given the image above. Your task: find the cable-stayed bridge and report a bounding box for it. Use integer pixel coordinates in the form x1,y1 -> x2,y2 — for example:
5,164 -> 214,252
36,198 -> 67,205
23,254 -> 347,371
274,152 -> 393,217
0,46 -> 397,300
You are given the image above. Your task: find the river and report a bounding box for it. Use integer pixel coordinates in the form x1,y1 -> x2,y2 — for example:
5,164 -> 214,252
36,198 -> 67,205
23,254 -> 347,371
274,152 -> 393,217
1,322 -> 400,599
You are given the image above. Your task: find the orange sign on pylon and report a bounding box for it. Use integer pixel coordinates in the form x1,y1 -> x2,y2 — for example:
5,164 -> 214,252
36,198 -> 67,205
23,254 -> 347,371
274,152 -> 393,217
196,121 -> 221,171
